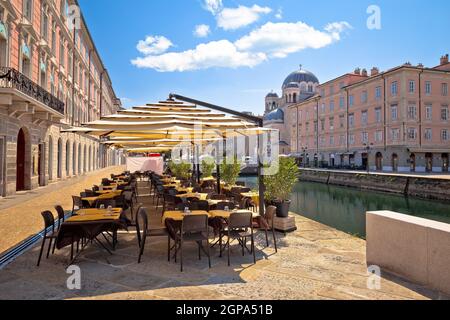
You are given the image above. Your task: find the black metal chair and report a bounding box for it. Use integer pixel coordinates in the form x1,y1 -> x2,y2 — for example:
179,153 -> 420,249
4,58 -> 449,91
136,207 -> 169,263
193,200 -> 209,211
216,202 -> 236,211
95,199 -> 116,209
72,195 -> 86,212
219,211 -> 255,266
37,211 -> 59,266
253,206 -> 278,252
176,202 -> 198,211
174,214 -> 211,272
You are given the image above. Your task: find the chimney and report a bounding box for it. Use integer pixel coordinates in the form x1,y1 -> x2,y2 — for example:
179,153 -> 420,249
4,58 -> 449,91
354,67 -> 361,75
404,61 -> 412,66
417,63 -> 424,68
370,67 -> 379,76
361,68 -> 368,77
441,54 -> 449,65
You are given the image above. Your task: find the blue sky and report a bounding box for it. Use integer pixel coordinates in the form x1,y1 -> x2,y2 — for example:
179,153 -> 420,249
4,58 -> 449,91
78,0 -> 450,114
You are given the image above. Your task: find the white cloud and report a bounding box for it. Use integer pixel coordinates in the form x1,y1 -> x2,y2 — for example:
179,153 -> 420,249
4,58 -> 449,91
203,0 -> 223,15
131,40 -> 266,72
275,8 -> 283,19
217,5 -> 272,30
131,21 -> 351,72
136,36 -> 173,55
193,24 -> 211,38
235,21 -> 352,58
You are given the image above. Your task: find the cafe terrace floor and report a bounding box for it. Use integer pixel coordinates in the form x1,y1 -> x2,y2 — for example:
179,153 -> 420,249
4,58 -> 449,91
0,180 -> 446,300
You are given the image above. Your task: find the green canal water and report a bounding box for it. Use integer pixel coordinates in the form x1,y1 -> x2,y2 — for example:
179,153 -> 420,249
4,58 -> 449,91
238,177 -> 450,239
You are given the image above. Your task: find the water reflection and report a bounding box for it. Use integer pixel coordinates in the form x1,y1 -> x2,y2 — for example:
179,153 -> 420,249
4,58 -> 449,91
238,177 -> 450,238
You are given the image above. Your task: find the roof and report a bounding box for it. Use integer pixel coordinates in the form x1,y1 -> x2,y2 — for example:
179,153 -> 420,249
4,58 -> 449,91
282,68 -> 319,89
263,108 -> 284,122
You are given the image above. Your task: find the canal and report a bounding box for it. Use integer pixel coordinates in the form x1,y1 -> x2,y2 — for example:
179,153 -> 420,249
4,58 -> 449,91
238,177 -> 450,239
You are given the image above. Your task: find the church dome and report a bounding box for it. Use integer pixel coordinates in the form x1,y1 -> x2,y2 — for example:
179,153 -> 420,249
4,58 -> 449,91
282,67 -> 319,90
266,92 -> 279,98
263,108 -> 284,122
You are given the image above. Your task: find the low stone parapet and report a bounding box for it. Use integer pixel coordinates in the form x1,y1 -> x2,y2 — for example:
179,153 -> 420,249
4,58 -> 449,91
366,210 -> 450,295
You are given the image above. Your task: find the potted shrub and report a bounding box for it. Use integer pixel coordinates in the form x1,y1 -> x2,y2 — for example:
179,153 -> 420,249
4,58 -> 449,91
169,160 -> 192,181
263,157 -> 300,217
219,156 -> 241,186
201,156 -> 215,179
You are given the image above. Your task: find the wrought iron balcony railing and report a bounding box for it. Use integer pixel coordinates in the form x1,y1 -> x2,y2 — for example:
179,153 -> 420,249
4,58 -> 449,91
0,67 -> 65,115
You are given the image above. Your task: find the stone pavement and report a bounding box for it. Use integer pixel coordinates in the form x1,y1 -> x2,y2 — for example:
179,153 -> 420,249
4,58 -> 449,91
0,180 -> 446,300
0,166 -> 125,255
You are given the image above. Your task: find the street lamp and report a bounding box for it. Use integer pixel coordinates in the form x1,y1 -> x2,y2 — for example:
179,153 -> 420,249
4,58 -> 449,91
363,143 -> 374,174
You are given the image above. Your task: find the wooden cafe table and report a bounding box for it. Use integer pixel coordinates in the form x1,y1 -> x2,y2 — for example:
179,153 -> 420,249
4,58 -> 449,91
176,192 -> 209,200
82,190 -> 122,207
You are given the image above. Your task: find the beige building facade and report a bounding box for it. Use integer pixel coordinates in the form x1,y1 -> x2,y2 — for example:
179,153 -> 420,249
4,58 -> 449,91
287,55 -> 450,173
0,0 -> 122,197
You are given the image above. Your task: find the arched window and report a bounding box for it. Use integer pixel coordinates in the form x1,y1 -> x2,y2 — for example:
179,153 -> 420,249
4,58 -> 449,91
293,93 -> 297,103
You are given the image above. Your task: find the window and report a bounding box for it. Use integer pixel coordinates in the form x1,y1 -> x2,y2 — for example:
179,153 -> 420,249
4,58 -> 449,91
349,134 -> 355,145
409,80 -> 415,93
321,119 -> 325,131
349,95 -> 354,107
361,90 -> 368,103
362,132 -> 368,143
59,36 -> 65,67
329,100 -> 335,112
41,4 -> 48,40
375,107 -> 382,123
321,103 -> 325,113
442,83 -> 448,96
51,22 -> 56,55
391,81 -> 398,96
375,86 -> 382,100
407,104 -> 417,120
339,82 -> 345,89
425,104 -> 433,120
339,115 -> 345,128
339,135 -> 345,146
408,128 -> 417,140
329,86 -> 334,95
320,88 -> 325,97
339,96 -> 345,109
425,129 -> 432,141
425,81 -> 432,95
442,130 -> 449,141
375,131 -> 383,142
441,106 -> 449,121
361,110 -> 368,125
391,129 -> 400,141
330,136 -> 335,146
24,0 -> 33,21
329,117 -> 334,131
391,105 -> 398,121
348,113 -> 354,128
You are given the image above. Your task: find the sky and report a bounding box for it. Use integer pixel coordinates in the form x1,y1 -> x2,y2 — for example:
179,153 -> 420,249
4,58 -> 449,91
78,0 -> 450,114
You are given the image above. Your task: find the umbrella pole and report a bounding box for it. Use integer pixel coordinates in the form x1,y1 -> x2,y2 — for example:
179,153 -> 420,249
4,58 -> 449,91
257,131 -> 265,217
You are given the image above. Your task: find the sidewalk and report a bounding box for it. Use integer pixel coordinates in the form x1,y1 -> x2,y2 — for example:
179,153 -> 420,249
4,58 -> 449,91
0,166 -> 125,255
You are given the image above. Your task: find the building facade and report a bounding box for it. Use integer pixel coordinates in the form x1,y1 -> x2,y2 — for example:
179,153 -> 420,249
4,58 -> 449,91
0,0 -> 121,197
263,66 -> 320,155
287,55 -> 450,173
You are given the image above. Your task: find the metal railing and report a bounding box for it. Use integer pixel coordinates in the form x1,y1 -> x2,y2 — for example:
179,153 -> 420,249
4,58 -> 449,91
0,67 -> 65,115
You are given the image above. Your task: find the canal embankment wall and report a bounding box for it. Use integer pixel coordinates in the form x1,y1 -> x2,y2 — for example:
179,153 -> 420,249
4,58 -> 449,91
299,169 -> 450,202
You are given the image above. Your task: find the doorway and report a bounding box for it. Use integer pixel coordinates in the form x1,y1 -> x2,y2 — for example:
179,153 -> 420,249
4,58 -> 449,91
38,143 -> 45,186
16,129 -> 26,191
375,152 -> 383,171
392,153 -> 399,172
362,153 -> 368,171
410,153 -> 416,172
442,153 -> 449,173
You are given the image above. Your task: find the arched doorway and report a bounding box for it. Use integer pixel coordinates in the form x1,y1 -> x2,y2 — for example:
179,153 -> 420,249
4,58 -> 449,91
410,153 -> 416,172
375,152 -> 383,171
57,138 -> 63,178
391,153 -> 399,172
38,143 -> 45,186
425,153 -> 433,173
16,129 -> 27,191
442,153 -> 449,173
65,141 -> 70,176
48,136 -> 53,180
83,145 -> 87,173
78,144 -> 81,174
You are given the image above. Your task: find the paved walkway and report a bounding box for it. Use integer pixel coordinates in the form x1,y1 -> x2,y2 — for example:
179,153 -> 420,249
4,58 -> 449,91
300,168 -> 450,180
0,181 -> 446,300
0,166 -> 125,255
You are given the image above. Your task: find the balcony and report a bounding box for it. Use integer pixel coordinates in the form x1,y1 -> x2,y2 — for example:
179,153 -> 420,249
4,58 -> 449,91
0,67 -> 65,116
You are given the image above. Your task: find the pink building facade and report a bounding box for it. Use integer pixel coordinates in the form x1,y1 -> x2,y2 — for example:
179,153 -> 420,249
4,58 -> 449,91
0,0 -> 121,197
288,55 -> 450,173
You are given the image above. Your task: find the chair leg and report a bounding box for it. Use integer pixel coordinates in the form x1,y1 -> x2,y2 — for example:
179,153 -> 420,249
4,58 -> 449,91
37,238 -> 46,266
198,242 -> 201,260
251,235 -> 256,264
180,240 -> 183,272
265,228 -> 269,247
207,240 -> 211,268
167,236 -> 171,262
219,234 -> 223,257
52,236 -> 57,254
46,238 -> 53,259
227,237 -> 231,266
272,229 -> 278,253
241,237 -> 245,256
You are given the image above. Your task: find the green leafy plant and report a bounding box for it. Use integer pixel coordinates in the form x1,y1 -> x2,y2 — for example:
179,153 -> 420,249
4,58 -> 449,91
169,160 -> 192,180
201,156 -> 215,178
219,156 -> 241,186
264,157 -> 300,202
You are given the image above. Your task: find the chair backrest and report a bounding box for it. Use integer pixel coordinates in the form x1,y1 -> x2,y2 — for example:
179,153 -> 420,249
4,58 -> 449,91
101,178 -> 111,186
216,201 -> 236,210
95,199 -> 116,208
72,196 -> 83,209
210,194 -> 227,200
231,187 -> 243,194
123,190 -> 133,202
235,181 -> 246,186
192,187 -> 202,193
84,190 -> 95,197
228,211 -> 252,229
54,205 -> 66,222
135,206 -> 148,245
265,206 -> 277,226
41,211 -> 55,232
194,200 -> 209,211
80,192 -> 88,198
92,185 -> 100,192
240,188 -> 251,193
182,214 -> 208,234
